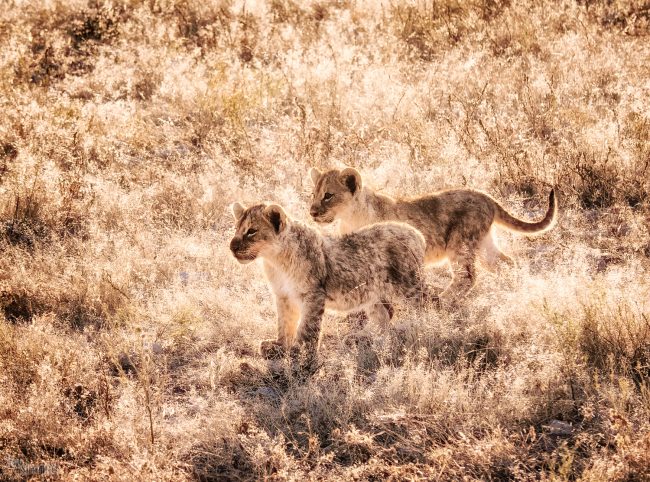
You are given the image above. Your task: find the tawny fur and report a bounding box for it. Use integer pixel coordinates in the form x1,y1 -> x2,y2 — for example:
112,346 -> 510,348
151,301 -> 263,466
229,202 -> 427,358
309,167 -> 557,304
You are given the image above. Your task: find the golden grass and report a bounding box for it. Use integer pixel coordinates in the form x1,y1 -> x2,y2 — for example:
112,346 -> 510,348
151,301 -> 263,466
1,0 -> 649,480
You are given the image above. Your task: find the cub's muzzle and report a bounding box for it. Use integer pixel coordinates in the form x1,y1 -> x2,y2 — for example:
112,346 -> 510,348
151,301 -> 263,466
229,238 -> 242,253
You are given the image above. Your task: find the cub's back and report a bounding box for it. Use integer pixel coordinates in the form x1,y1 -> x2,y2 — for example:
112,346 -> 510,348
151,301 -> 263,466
401,190 -> 495,223
361,221 -> 425,252
331,221 -> 426,272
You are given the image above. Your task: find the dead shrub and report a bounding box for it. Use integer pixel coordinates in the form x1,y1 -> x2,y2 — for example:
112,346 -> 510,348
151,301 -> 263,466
578,303 -> 650,386
562,154 -> 649,211
0,287 -> 46,323
0,255 -> 131,329
0,321 -> 119,472
21,36 -> 66,86
269,0 -> 305,24
622,112 -> 650,205
390,0 -> 510,61
368,412 -> 442,464
391,3 -> 461,61
580,0 -> 650,36
1,176 -> 93,248
62,384 -> 98,423
133,68 -> 161,101
68,4 -> 124,48
329,426 -> 377,465
189,438 -> 256,481
67,4 -> 127,77
166,0 -> 232,50
13,3 -> 127,84
238,12 -> 260,64
2,188 -> 51,248
0,196 -> 87,249
572,160 -> 619,209
0,320 -> 43,390
149,180 -> 201,231
0,142 -> 18,178
487,9 -> 541,58
269,0 -> 344,42
383,321 -> 508,372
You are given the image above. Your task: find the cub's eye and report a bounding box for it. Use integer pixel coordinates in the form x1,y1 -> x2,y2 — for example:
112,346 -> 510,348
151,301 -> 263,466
323,192 -> 334,202
245,228 -> 257,238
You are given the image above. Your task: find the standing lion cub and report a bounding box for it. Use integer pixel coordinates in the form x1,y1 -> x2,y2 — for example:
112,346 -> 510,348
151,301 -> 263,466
229,202 -> 428,358
309,167 -> 557,303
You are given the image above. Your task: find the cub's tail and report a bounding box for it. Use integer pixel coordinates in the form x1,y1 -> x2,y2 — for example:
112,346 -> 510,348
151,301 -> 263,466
493,189 -> 557,234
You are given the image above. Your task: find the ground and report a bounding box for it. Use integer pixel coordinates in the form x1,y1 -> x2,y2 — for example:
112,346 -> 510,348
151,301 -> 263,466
1,0 -> 649,480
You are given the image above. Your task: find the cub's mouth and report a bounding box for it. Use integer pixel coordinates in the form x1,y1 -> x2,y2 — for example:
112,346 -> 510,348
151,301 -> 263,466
232,251 -> 257,264
311,214 -> 334,224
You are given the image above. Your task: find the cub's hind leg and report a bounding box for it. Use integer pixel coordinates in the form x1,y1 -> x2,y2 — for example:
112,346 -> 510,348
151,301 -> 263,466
389,246 -> 437,309
342,302 -> 393,349
478,232 -> 515,272
441,242 -> 479,306
367,302 -> 392,330
260,294 -> 299,359
440,213 -> 493,306
347,300 -> 393,330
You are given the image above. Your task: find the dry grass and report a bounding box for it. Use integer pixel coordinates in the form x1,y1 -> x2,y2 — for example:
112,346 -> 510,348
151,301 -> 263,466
1,0 -> 649,480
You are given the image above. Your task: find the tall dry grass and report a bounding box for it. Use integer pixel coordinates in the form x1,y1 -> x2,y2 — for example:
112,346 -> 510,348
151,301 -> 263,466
1,0 -> 649,480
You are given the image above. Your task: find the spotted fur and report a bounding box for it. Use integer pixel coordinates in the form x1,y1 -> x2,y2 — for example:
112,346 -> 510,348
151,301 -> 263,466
229,202 -> 428,357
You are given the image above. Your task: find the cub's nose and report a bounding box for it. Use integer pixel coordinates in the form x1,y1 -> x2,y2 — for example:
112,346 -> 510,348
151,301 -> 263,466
229,238 -> 241,252
310,206 -> 320,217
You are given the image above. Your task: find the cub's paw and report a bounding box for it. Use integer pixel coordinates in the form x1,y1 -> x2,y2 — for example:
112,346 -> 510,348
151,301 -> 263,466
343,310 -> 368,328
427,293 -> 442,311
438,292 -> 465,312
259,339 -> 285,359
343,332 -> 373,350
289,344 -> 320,374
418,284 -> 443,310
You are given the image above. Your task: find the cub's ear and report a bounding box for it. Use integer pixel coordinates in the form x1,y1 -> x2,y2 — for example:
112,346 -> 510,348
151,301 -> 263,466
309,167 -> 322,185
263,204 -> 287,234
340,167 -> 362,195
231,202 -> 245,220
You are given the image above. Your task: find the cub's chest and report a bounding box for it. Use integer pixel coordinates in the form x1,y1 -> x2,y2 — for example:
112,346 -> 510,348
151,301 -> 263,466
264,262 -> 301,300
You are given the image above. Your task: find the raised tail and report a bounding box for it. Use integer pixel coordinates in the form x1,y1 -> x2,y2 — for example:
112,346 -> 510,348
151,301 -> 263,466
493,189 -> 557,234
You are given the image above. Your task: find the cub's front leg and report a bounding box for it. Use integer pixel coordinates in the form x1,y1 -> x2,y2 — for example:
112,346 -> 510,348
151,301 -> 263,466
294,289 -> 326,355
260,294 -> 300,359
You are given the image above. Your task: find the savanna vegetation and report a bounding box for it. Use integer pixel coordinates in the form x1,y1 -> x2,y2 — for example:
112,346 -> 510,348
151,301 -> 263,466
1,0 -> 649,480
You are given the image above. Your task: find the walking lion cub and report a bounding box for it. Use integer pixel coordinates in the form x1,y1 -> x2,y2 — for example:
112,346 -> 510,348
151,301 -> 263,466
309,167 -> 557,303
229,202 -> 428,358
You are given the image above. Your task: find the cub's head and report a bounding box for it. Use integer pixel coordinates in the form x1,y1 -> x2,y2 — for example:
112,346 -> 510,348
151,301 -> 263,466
229,202 -> 288,264
308,167 -> 362,224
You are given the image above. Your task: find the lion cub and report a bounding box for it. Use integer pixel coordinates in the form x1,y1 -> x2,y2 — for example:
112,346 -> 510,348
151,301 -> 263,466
229,202 -> 428,357
309,167 -> 557,303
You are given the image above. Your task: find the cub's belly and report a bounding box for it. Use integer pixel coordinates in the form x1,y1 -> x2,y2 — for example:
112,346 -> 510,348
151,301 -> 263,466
325,290 -> 375,313
425,244 -> 447,265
